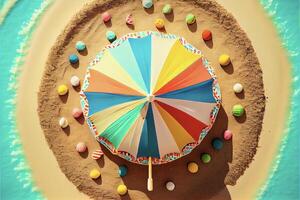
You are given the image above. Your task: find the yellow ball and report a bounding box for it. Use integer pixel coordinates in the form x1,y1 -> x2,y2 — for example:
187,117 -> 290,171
57,84 -> 68,95
89,168 -> 101,179
187,162 -> 198,173
155,18 -> 165,29
117,184 -> 127,196
219,54 -> 231,66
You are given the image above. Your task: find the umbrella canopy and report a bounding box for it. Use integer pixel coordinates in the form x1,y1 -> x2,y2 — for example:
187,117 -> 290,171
81,31 -> 221,190
80,31 -> 221,165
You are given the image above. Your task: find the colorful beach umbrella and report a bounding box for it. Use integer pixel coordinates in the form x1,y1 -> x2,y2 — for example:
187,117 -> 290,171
80,31 -> 221,191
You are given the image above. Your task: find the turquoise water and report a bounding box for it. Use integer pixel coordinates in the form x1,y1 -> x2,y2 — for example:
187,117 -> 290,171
0,0 -> 299,199
0,0 -> 51,199
258,0 -> 300,199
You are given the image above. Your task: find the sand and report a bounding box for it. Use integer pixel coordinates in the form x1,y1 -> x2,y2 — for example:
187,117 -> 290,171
16,0 -> 290,200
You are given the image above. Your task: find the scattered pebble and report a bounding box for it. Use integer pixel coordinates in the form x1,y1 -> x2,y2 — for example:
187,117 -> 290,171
219,54 -> 231,66
76,142 -> 87,153
186,13 -> 196,25
165,181 -> 175,191
233,83 -> 243,93
72,107 -> 83,118
202,30 -> 212,41
59,117 -> 68,128
101,11 -> 111,23
70,75 -> 80,87
57,84 -> 68,96
91,149 -> 104,160
89,168 -> 101,179
201,153 -> 211,164
224,130 -> 233,140
69,54 -> 79,64
154,18 -> 165,29
76,41 -> 86,51
142,0 -> 153,9
106,31 -> 117,43
232,104 -> 245,117
117,184 -> 128,196
212,138 -> 223,150
125,14 -> 133,25
119,165 -> 128,177
162,4 -> 172,14
187,162 -> 198,173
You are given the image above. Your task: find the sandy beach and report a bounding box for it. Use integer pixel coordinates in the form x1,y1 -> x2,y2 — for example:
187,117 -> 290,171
16,0 -> 290,200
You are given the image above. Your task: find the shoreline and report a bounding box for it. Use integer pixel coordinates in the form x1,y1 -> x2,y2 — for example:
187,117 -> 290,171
215,1 -> 291,199
16,0 -> 91,199
16,0 -> 290,199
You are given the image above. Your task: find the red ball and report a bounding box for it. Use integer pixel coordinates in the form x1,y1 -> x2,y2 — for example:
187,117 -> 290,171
202,30 -> 212,41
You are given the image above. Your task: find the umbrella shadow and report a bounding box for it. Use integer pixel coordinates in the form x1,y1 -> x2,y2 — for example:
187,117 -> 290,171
101,106 -> 233,200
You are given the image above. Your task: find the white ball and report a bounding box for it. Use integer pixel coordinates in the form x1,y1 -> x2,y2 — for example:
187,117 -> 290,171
233,83 -> 243,93
59,117 -> 68,128
166,181 -> 175,191
70,75 -> 80,87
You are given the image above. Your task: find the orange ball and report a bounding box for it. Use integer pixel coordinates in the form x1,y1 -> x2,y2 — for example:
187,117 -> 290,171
202,30 -> 212,41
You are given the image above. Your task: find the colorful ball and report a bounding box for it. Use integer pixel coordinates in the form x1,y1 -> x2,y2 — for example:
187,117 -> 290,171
76,142 -> 87,153
125,14 -> 134,25
101,12 -> 111,22
224,130 -> 233,140
162,4 -> 172,14
202,30 -> 212,41
117,184 -> 128,196
212,138 -> 223,150
165,181 -> 175,191
201,153 -> 211,164
75,41 -> 86,51
72,107 -> 83,118
187,162 -> 198,173
232,104 -> 245,117
57,84 -> 68,96
142,0 -> 153,9
70,75 -> 80,87
89,168 -> 101,179
69,54 -> 79,64
186,13 -> 196,25
219,54 -> 231,66
59,117 -> 68,128
106,31 -> 117,43
233,83 -> 243,93
154,18 -> 165,29
118,165 -> 128,177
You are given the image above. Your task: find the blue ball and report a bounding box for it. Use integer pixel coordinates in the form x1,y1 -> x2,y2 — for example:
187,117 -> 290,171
76,41 -> 86,51
119,165 -> 128,177
106,31 -> 117,43
212,138 -> 223,150
69,54 -> 79,64
142,0 -> 153,9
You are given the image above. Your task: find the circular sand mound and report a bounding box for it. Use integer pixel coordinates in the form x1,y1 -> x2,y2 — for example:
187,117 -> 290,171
38,0 -> 265,199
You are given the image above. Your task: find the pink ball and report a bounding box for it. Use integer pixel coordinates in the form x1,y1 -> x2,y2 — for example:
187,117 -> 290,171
76,142 -> 87,153
101,12 -> 111,22
224,130 -> 233,140
72,108 -> 83,118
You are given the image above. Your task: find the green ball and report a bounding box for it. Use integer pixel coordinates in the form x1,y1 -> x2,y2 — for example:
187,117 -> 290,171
185,13 -> 196,25
201,153 -> 211,164
232,104 -> 245,117
162,4 -> 172,14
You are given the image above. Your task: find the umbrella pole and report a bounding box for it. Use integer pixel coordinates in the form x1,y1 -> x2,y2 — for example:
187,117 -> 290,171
147,157 -> 153,191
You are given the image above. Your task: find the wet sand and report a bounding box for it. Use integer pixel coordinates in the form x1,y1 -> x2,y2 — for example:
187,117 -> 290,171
16,0 -> 290,199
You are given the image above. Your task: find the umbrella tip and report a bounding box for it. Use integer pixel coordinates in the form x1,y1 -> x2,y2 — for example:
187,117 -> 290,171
147,94 -> 154,102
